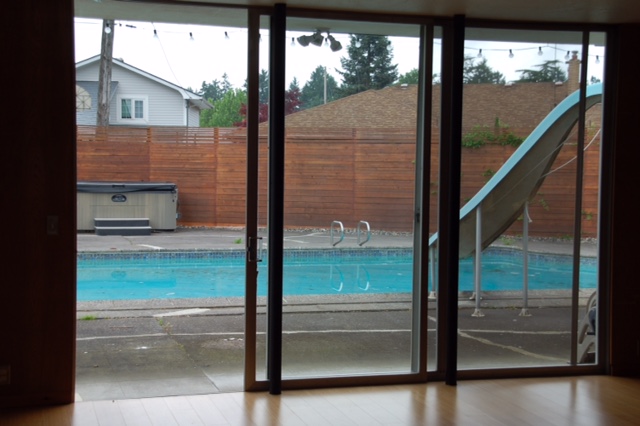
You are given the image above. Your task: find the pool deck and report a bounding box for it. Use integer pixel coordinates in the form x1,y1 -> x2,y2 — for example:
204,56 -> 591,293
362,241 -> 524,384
75,228 -> 599,402
77,226 -> 597,254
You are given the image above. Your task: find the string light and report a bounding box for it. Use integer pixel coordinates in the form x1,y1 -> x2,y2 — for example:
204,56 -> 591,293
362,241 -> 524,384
84,19 -> 607,69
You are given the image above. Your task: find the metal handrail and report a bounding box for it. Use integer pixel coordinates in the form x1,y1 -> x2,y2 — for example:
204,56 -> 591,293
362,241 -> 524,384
330,220 -> 344,246
357,220 -> 371,246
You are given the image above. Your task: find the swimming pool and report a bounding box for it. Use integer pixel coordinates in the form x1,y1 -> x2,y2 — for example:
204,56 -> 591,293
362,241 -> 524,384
77,248 -> 597,301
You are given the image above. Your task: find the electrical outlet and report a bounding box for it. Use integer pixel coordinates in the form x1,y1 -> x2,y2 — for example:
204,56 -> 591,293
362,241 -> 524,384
0,365 -> 10,385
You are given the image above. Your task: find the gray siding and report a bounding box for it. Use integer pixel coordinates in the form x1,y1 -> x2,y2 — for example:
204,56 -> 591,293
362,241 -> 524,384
76,61 -> 202,127
187,105 -> 200,127
75,81 -> 119,126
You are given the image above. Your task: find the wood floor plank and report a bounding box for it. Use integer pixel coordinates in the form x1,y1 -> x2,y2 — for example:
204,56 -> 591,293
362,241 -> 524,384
139,398 -> 179,426
1,376 -> 639,425
185,394 -> 230,426
117,400 -> 153,426
92,400 -> 126,426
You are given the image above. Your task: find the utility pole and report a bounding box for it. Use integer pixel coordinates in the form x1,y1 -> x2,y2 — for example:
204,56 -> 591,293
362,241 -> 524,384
323,66 -> 327,104
97,19 -> 114,126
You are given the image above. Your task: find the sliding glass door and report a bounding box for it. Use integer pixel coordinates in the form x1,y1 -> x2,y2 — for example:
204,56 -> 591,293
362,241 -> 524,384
453,26 -> 605,372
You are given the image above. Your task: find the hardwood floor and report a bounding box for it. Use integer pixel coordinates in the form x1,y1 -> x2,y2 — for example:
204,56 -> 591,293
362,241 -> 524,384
2,376 -> 639,425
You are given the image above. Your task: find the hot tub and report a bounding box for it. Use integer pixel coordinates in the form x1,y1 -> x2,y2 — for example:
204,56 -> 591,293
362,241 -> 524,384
77,181 -> 178,231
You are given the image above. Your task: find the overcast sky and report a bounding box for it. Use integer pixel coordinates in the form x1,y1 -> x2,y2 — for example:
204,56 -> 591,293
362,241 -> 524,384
74,18 -> 605,93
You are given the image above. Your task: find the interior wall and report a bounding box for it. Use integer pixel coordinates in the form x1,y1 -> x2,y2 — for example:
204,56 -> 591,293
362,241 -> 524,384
0,0 -> 77,407
608,24 -> 640,377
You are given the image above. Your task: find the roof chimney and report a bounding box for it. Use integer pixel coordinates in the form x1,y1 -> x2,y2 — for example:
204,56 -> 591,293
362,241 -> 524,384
566,51 -> 581,95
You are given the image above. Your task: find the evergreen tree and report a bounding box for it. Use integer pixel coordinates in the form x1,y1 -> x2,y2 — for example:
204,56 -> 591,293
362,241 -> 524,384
198,74 -> 233,103
243,69 -> 270,104
220,73 -> 233,94
287,78 -> 302,114
258,69 -> 269,104
464,57 -> 505,84
337,34 -> 398,97
300,66 -> 340,109
516,60 -> 567,83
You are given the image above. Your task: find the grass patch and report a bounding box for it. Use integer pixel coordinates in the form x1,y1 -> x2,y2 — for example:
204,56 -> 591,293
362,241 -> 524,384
80,315 -> 97,321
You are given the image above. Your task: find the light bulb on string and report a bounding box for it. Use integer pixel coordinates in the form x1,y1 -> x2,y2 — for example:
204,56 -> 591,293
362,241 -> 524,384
189,32 -> 194,41
509,49 -> 514,58
596,55 -> 601,64
565,50 -> 570,60
477,49 -> 483,58
225,31 -> 230,40
153,29 -> 158,38
104,22 -> 111,34
538,46 -> 543,56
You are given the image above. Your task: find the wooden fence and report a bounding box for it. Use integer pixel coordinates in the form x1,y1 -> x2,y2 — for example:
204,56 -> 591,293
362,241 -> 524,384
77,125 -> 600,237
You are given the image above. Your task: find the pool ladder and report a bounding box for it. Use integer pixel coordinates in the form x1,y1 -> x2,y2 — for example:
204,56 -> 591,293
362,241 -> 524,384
330,220 -> 371,246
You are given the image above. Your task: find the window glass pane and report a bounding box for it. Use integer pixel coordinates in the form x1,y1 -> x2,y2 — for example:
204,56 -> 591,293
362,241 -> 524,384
134,100 -> 143,118
121,98 -> 131,118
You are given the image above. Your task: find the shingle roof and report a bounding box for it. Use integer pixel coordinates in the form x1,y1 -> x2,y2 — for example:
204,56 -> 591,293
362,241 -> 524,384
285,82 -> 574,131
286,85 -> 419,128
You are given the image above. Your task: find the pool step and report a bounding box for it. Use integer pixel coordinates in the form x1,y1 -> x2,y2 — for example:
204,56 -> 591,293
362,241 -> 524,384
94,218 -> 152,236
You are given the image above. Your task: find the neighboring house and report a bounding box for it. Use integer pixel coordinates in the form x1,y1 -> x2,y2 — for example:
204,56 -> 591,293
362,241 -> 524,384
75,55 -> 212,127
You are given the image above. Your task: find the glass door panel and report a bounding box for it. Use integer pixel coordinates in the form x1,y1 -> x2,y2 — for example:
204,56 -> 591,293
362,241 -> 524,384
74,2 -> 252,399
456,27 -> 604,369
280,17 -> 423,378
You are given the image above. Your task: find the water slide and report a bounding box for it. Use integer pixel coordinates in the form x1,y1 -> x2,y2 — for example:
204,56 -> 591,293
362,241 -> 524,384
429,83 -> 603,259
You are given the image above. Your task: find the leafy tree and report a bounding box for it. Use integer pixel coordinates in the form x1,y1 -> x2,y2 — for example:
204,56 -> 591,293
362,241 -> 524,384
516,60 -> 567,83
300,66 -> 340,109
337,34 -> 398,97
397,68 -> 419,85
464,57 -> 505,84
200,88 -> 247,127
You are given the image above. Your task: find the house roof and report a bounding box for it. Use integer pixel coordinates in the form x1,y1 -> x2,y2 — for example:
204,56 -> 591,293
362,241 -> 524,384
284,82 -> 574,131
285,85 -> 419,128
75,55 -> 212,110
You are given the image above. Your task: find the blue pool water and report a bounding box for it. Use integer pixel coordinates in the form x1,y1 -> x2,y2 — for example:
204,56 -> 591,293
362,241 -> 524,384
77,249 -> 597,301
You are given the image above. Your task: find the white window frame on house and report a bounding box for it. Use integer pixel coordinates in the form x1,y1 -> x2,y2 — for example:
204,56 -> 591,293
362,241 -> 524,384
116,95 -> 148,124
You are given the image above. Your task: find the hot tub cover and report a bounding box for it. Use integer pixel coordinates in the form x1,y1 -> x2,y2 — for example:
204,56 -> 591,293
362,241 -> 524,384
77,181 -> 177,193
